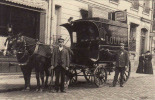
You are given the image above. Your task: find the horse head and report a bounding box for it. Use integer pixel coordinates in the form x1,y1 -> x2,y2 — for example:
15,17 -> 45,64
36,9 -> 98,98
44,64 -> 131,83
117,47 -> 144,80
3,35 -> 19,56
5,34 -> 31,63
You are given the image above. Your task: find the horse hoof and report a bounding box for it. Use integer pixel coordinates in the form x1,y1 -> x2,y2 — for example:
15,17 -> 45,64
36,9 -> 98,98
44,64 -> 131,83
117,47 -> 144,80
22,87 -> 30,91
25,88 -> 30,91
39,89 -> 43,92
44,85 -> 48,89
36,89 -> 40,92
22,89 -> 26,91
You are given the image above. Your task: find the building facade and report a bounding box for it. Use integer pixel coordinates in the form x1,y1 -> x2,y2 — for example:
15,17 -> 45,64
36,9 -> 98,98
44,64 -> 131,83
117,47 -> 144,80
48,0 -> 153,71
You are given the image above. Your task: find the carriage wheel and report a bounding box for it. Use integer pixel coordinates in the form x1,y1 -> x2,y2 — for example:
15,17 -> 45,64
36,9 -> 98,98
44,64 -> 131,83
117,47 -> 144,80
123,61 -> 131,82
69,68 -> 77,84
94,66 -> 107,87
83,68 -> 92,82
118,61 -> 131,83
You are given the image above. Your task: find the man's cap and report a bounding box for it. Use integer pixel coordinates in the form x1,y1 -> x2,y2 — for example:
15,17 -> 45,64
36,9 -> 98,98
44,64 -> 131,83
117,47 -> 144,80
58,37 -> 64,42
119,42 -> 125,46
7,24 -> 13,28
146,51 -> 150,53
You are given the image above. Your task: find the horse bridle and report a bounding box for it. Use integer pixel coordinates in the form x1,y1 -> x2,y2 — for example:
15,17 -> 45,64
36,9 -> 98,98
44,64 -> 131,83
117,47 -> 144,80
15,36 -> 37,65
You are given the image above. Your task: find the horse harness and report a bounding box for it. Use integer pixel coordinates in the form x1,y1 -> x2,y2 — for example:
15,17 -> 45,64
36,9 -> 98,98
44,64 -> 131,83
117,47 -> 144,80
16,36 -> 42,66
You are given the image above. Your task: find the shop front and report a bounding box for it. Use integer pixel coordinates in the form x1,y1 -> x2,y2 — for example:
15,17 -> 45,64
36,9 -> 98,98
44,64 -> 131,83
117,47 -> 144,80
0,0 -> 47,73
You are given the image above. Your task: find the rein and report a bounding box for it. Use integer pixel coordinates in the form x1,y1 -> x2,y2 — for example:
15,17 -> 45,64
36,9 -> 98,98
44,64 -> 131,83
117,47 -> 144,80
16,37 -> 40,66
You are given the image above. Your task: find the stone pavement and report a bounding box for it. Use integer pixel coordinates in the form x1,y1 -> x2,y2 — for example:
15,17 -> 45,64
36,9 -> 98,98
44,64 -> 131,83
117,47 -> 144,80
0,72 -> 154,100
0,70 -> 154,92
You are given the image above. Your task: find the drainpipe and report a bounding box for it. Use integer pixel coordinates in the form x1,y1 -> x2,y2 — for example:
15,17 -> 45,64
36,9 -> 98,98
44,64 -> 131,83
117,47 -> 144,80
47,0 -> 52,45
50,0 -> 55,45
150,0 -> 154,54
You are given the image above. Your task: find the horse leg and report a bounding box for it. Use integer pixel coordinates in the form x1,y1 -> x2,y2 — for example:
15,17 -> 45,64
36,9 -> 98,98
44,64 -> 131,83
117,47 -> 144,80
40,71 -> 44,92
26,68 -> 32,91
21,66 -> 28,91
36,71 -> 40,91
45,68 -> 50,88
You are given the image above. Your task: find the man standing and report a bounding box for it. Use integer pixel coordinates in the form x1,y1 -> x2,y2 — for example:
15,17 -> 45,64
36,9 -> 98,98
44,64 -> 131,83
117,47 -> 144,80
107,43 -> 129,87
4,24 -> 14,56
51,37 -> 70,93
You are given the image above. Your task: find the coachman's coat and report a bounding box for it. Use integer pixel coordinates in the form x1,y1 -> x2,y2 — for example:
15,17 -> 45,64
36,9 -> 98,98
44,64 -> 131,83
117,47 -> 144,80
51,46 -> 70,91
51,46 -> 70,69
115,50 -> 129,68
108,49 -> 129,86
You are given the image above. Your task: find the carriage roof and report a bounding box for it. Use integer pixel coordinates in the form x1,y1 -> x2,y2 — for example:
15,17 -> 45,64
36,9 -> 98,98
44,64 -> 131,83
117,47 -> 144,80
61,17 -> 128,40
72,17 -> 128,28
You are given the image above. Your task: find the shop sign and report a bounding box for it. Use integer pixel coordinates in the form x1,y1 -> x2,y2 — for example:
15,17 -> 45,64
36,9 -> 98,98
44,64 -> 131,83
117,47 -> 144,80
115,11 -> 127,22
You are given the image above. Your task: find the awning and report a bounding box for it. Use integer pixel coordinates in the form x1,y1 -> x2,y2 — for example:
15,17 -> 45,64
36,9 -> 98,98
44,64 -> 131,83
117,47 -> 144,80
4,0 -> 48,9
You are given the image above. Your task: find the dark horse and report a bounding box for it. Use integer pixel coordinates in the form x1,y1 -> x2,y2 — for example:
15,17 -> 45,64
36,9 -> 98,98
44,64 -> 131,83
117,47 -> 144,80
6,34 -> 52,91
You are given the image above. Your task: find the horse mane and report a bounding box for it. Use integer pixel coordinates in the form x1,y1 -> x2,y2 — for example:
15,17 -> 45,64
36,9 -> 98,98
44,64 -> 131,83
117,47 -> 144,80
22,36 -> 36,45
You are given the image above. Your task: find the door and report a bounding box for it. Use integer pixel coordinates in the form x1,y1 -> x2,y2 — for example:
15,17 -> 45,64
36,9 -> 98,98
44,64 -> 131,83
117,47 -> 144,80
140,28 -> 147,54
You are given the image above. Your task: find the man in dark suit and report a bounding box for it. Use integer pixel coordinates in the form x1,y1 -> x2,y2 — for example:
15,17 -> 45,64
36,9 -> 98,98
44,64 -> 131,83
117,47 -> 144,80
51,37 -> 70,93
107,43 -> 129,87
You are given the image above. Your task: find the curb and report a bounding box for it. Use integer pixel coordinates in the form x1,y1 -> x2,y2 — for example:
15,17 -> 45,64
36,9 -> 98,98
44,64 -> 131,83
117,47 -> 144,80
0,87 -> 23,93
0,74 -> 36,79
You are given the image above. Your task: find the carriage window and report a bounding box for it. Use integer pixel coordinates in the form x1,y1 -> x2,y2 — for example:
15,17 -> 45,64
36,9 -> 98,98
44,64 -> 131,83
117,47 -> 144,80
72,32 -> 77,43
77,25 -> 98,41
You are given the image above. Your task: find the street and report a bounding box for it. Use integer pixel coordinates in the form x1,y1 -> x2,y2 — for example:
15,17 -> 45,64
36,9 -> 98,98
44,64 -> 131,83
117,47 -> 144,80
0,72 -> 154,100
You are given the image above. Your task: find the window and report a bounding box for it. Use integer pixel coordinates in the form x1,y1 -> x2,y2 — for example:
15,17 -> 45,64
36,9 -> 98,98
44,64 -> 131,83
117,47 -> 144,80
0,4 -> 39,38
143,0 -> 150,14
72,32 -> 77,43
129,23 -> 138,51
140,28 -> 147,54
131,0 -> 139,10
152,20 -> 155,32
153,3 -> 155,32
0,5 -> 8,36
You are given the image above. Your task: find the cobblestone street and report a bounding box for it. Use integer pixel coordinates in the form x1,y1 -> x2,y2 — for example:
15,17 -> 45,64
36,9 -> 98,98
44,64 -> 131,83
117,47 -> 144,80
0,73 -> 154,100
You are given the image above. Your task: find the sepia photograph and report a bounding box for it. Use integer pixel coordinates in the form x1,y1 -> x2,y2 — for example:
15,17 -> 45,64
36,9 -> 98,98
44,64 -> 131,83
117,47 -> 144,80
0,0 -> 154,100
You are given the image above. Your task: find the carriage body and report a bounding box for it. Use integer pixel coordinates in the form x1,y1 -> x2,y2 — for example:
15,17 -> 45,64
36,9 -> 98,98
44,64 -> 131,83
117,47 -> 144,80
62,18 -> 130,87
62,18 -> 128,65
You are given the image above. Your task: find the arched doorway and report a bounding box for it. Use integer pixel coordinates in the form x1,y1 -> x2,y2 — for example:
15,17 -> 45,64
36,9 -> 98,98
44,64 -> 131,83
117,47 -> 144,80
140,28 -> 148,54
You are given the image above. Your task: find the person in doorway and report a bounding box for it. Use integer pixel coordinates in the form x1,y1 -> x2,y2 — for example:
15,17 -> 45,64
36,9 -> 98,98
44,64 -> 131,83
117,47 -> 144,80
136,53 -> 145,73
4,24 -> 15,56
144,51 -> 153,74
106,42 -> 129,87
51,37 -> 70,93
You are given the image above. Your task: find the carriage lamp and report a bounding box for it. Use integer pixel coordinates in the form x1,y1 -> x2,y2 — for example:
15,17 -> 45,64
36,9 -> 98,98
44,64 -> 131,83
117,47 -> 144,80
101,38 -> 105,41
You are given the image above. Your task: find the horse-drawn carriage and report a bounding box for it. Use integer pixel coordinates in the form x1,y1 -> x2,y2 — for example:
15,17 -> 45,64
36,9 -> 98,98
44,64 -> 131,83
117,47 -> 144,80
62,17 -> 131,87
5,17 -> 131,90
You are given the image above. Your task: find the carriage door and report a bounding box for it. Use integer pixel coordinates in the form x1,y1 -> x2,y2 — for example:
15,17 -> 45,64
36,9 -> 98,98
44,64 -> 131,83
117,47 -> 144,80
140,28 -> 147,54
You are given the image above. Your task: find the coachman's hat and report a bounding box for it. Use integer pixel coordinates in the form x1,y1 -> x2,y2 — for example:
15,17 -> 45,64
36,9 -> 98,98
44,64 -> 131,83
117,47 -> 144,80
146,51 -> 150,53
58,37 -> 64,42
120,42 -> 125,46
7,24 -> 13,28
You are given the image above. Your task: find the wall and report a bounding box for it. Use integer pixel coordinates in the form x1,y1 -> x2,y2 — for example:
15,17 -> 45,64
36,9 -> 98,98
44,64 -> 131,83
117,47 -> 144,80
50,0 -> 88,47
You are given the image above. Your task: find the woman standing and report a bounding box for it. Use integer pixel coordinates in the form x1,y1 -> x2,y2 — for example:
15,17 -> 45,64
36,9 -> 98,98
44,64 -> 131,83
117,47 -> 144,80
144,51 -> 153,74
136,54 -> 145,73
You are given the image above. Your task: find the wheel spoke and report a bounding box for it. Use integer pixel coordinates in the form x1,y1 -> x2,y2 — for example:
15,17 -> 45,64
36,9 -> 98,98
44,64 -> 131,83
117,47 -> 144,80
83,68 -> 92,82
124,72 -> 128,77
94,66 -> 107,87
69,68 -> 77,84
